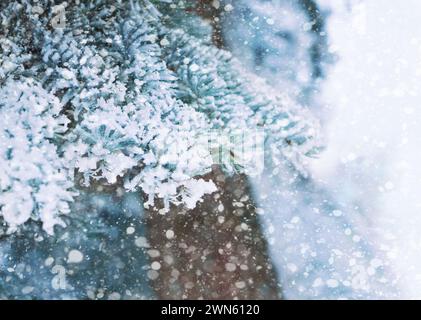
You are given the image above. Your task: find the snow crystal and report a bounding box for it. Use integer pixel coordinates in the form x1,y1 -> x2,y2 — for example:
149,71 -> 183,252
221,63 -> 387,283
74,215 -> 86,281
326,279 -> 339,288
332,210 -> 343,217
147,250 -> 160,258
147,270 -> 159,280
312,278 -> 323,288
67,250 -> 84,263
134,237 -> 149,248
160,38 -> 169,46
108,292 -> 121,300
235,281 -> 246,289
21,286 -> 34,295
212,0 -> 220,9
291,216 -> 300,224
165,230 -> 175,239
287,263 -> 297,273
189,64 -> 199,72
224,4 -> 234,12
385,181 -> 395,190
151,261 -> 161,270
44,257 -> 55,267
225,263 -> 237,272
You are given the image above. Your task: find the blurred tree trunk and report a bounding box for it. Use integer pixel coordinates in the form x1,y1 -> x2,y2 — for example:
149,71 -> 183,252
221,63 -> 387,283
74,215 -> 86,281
194,0 -> 224,47
144,167 -> 281,299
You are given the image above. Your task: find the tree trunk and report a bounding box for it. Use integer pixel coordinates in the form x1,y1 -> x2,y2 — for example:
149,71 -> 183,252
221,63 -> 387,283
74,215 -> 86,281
144,167 -> 281,299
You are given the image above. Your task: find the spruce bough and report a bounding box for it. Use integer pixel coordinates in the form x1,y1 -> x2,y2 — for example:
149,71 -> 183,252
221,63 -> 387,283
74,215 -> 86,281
0,0 -> 320,234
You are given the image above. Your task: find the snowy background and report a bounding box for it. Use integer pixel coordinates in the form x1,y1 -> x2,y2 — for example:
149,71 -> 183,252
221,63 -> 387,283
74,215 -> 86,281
312,0 -> 421,298
225,0 -> 421,298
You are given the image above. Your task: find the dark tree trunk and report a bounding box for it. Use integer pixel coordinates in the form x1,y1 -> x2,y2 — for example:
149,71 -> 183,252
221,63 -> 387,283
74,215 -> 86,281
144,167 -> 281,299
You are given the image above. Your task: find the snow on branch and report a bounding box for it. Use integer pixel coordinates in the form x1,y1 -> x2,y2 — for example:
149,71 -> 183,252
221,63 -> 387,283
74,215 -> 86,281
0,0 -> 321,233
